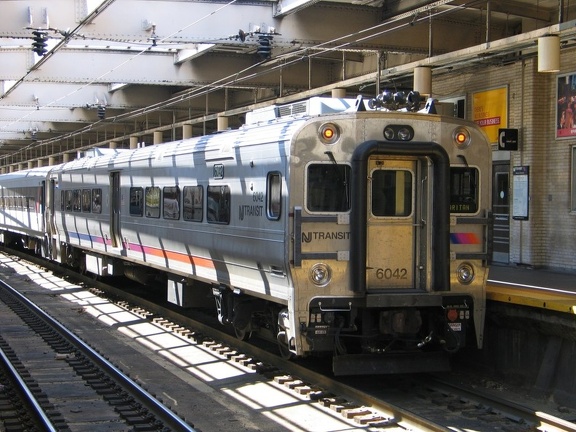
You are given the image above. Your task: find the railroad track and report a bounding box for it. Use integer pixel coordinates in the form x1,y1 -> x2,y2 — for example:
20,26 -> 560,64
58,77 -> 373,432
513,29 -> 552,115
0,274 -> 195,431
0,248 -> 575,432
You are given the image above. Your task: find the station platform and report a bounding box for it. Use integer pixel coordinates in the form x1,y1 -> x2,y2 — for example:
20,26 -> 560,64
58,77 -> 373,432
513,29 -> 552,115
486,264 -> 576,314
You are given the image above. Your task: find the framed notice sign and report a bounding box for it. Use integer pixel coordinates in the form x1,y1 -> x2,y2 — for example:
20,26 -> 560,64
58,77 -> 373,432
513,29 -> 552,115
512,166 -> 529,220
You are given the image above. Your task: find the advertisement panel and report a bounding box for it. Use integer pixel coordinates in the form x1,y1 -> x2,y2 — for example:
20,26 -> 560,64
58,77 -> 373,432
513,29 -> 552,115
557,73 -> 576,138
473,87 -> 508,144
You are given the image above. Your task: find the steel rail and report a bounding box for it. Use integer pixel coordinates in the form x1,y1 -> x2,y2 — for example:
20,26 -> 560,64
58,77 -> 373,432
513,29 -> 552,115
0,277 -> 197,432
7,247 -> 571,431
73,271 -> 453,432
0,344 -> 57,432
427,376 -> 576,432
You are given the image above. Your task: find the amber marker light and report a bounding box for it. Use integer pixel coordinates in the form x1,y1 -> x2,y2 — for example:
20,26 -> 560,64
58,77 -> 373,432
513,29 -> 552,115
319,123 -> 340,144
453,127 -> 471,148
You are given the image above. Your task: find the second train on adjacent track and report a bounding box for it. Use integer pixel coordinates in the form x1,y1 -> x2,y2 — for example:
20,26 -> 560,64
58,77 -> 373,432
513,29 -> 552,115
0,94 -> 492,374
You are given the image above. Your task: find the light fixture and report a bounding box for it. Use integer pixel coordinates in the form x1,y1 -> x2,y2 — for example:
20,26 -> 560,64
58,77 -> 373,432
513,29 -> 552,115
538,35 -> 560,73
414,66 -> 432,95
456,262 -> 475,284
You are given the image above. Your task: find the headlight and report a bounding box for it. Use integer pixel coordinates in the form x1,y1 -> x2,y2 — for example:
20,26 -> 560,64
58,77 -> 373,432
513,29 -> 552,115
383,125 -> 414,141
456,262 -> 475,284
397,127 -> 412,140
384,126 -> 395,140
310,263 -> 332,286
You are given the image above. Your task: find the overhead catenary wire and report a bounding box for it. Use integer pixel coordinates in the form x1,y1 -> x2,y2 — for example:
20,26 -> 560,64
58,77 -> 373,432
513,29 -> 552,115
0,0 -> 499,161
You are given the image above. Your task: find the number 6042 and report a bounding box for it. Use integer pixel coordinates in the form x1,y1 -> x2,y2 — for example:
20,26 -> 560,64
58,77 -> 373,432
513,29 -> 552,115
376,268 -> 408,279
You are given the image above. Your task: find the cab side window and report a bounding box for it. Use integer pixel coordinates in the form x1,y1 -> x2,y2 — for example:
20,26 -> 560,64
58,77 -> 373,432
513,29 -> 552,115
267,172 -> 282,220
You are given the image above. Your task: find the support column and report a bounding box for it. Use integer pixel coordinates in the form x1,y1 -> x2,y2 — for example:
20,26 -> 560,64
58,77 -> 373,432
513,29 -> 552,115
183,124 -> 193,139
153,131 -> 163,144
130,136 -> 139,149
217,115 -> 229,131
332,88 -> 346,98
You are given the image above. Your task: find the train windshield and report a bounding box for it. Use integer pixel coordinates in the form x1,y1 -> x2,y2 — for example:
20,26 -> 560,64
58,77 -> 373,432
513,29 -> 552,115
449,167 -> 479,213
306,163 -> 351,212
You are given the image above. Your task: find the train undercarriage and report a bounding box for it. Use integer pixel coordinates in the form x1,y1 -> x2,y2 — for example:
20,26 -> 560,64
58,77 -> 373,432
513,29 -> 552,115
1,236 -> 474,375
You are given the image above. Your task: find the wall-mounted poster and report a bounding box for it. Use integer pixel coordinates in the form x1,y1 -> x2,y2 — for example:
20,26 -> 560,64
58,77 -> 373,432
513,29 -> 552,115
472,87 -> 508,144
556,73 -> 576,138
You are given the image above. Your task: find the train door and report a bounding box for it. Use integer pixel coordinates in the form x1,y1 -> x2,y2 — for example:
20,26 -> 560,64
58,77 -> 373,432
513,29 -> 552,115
351,141 -> 449,295
109,171 -> 123,248
491,162 -> 510,263
365,157 -> 429,290
44,177 -> 57,259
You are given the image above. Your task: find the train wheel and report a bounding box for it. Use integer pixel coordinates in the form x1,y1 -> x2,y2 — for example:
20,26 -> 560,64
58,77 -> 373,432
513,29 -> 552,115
234,326 -> 252,341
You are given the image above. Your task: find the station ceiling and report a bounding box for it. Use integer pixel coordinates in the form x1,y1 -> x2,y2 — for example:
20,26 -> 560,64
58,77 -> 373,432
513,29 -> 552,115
0,0 -> 573,167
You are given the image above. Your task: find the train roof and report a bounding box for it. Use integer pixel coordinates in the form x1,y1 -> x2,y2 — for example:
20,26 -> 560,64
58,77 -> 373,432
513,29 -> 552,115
245,97 -> 361,125
0,165 -> 53,178
5,95 -> 448,176
0,164 -> 54,186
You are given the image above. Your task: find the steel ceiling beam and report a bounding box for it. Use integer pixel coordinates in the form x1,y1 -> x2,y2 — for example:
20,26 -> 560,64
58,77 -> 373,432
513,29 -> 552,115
0,0 -> 566,165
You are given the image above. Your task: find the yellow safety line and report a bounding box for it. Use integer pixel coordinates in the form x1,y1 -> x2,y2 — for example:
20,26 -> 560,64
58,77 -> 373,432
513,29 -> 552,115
486,283 -> 576,314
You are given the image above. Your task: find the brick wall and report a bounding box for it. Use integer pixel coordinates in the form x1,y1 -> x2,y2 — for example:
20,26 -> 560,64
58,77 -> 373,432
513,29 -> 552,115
433,47 -> 576,271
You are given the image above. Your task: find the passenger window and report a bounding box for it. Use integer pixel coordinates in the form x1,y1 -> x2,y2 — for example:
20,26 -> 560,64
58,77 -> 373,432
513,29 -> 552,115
72,189 -> 82,212
449,167 -> 479,213
145,187 -> 160,218
163,186 -> 180,220
267,172 -> 282,220
207,185 -> 230,224
65,190 -> 73,211
92,188 -> 102,214
306,164 -> 351,212
82,189 -> 92,212
183,186 -> 203,222
129,187 -> 143,216
371,170 -> 413,217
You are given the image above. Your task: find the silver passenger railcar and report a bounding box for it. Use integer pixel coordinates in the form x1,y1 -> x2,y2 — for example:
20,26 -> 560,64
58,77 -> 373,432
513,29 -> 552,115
0,166 -> 52,252
0,95 -> 492,374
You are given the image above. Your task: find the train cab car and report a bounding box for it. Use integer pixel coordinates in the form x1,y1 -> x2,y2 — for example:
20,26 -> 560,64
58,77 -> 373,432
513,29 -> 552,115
281,97 -> 491,374
0,94 -> 492,375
